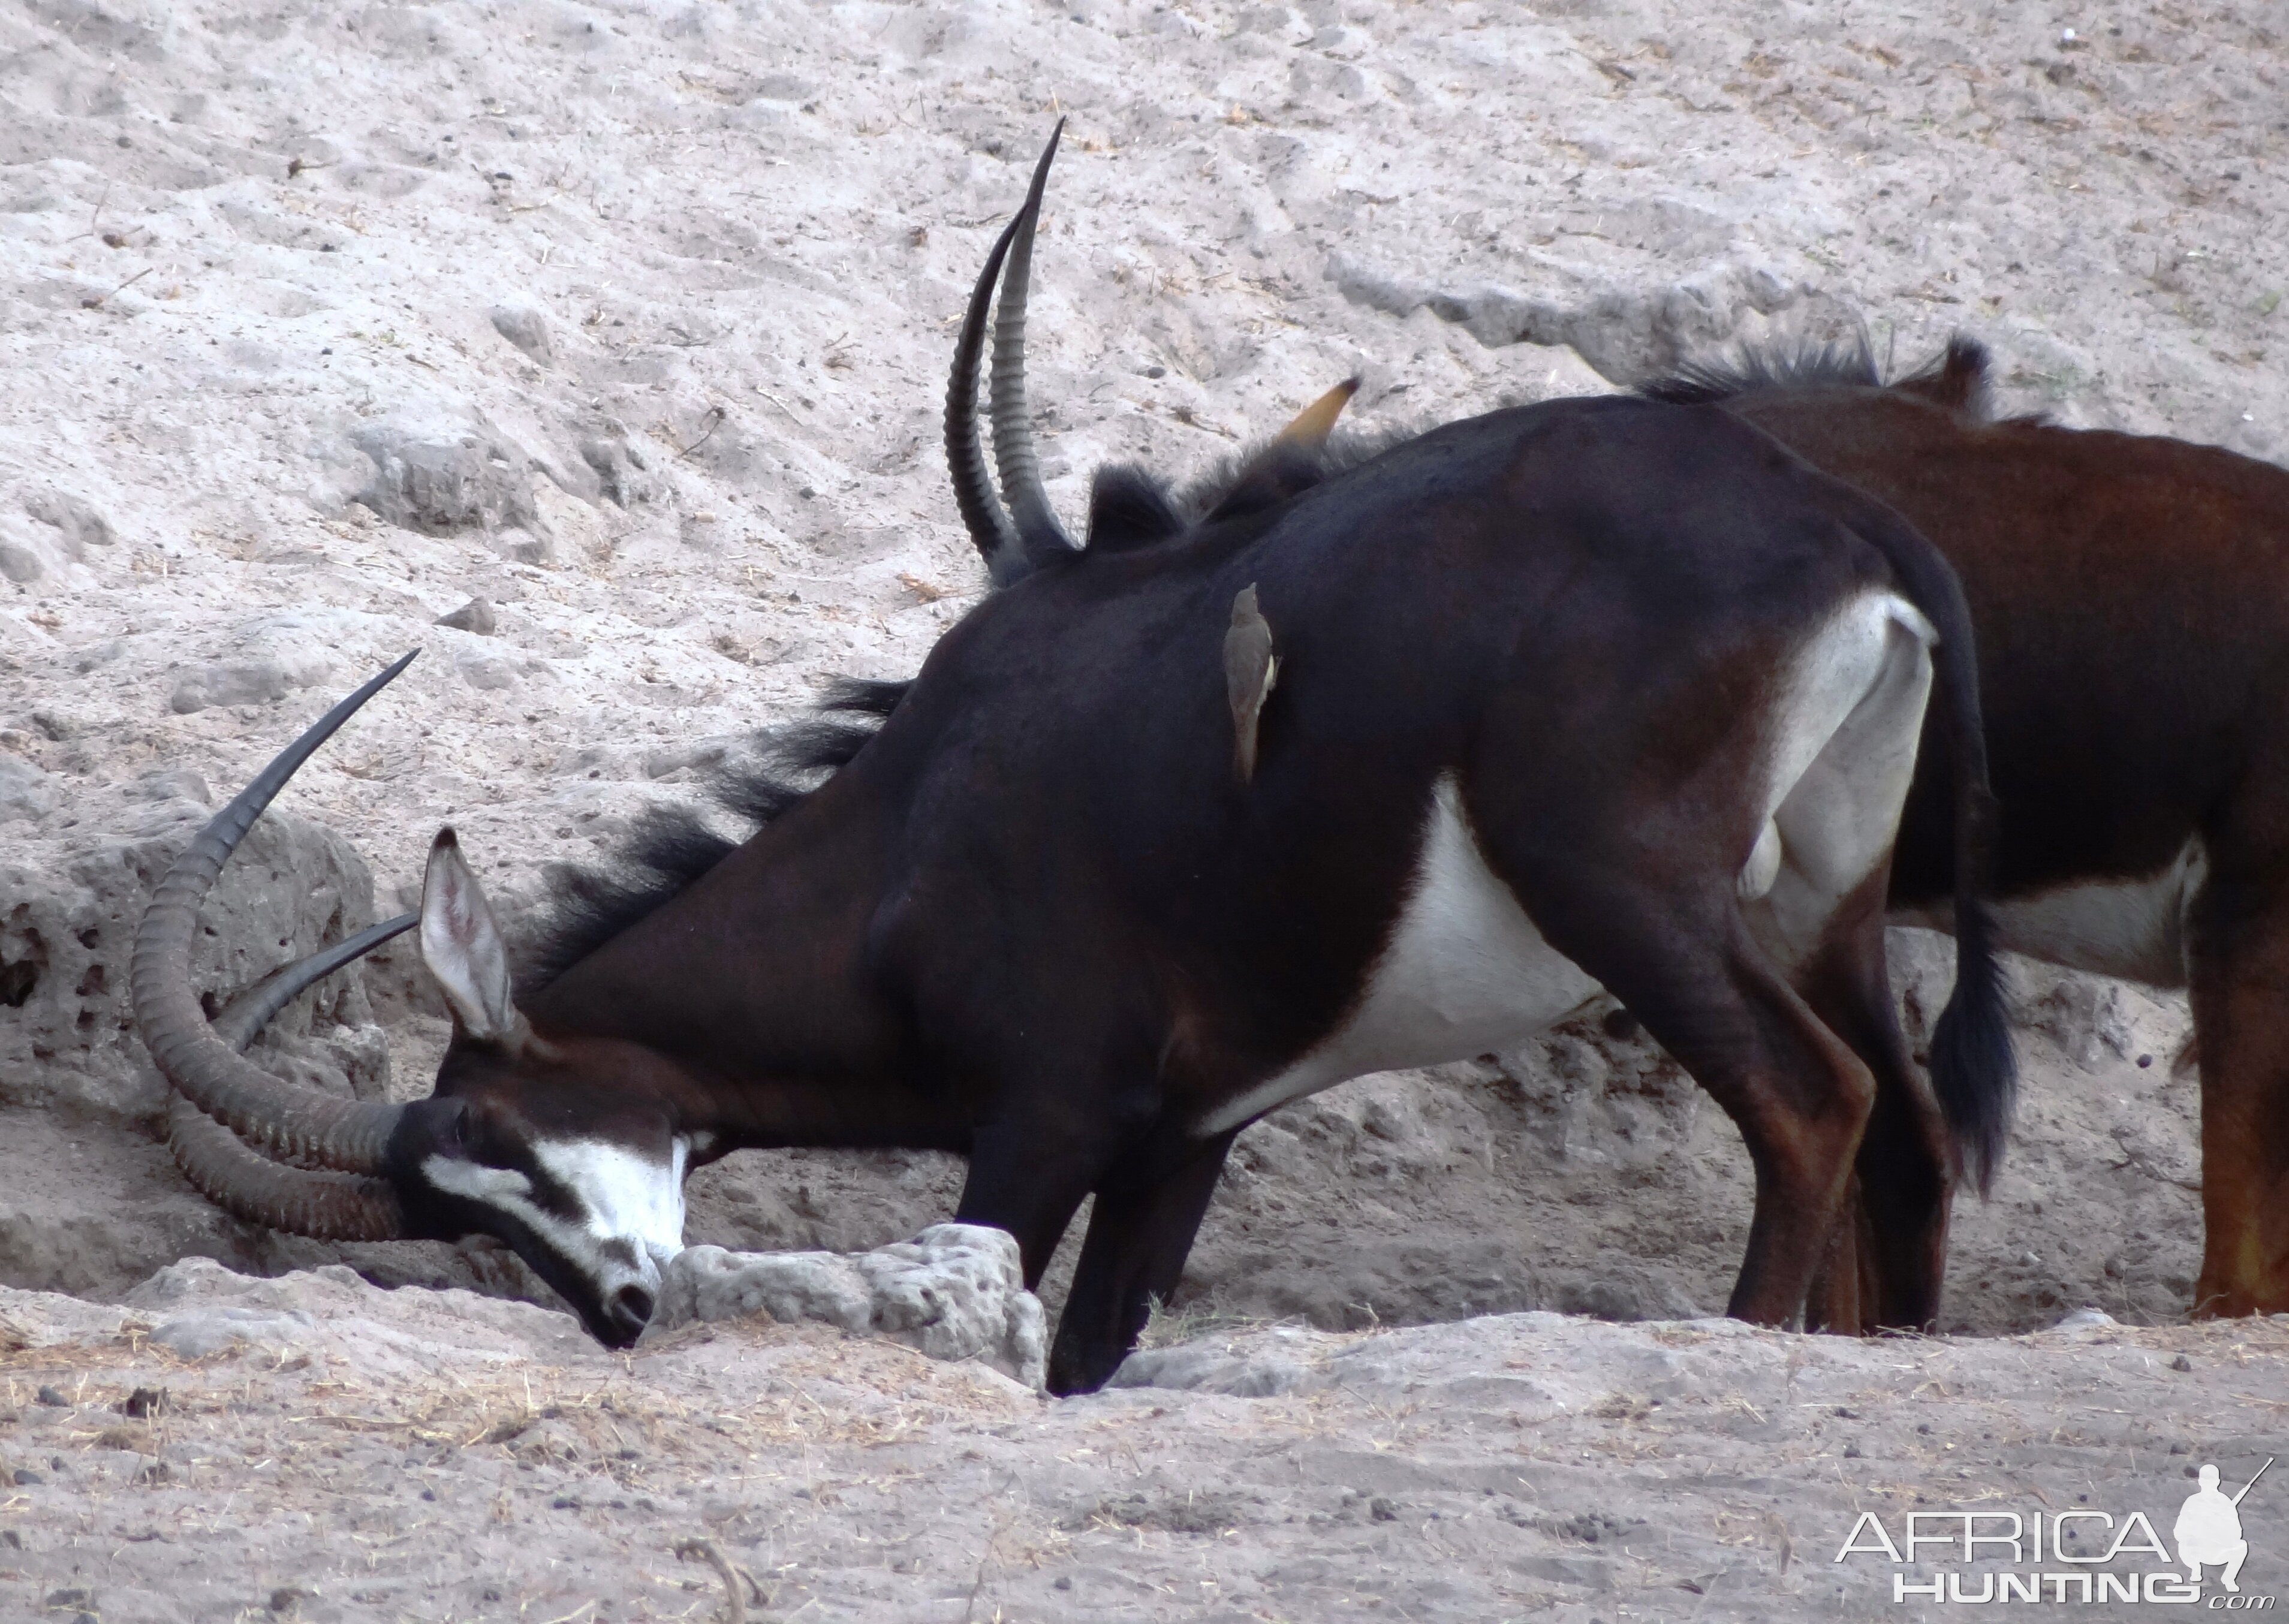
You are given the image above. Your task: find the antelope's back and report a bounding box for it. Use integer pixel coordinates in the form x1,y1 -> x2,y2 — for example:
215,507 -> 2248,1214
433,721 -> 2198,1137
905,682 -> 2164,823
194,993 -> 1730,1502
857,395 -> 1934,1060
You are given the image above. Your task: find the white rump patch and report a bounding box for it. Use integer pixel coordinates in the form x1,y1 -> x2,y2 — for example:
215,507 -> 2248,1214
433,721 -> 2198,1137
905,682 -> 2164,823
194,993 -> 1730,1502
1740,591 -> 1937,971
1195,775 -> 1602,1135
1739,818 -> 1784,903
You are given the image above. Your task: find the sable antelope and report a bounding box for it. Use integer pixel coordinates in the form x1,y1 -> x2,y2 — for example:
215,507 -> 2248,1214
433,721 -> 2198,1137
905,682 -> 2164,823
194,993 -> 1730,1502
134,132 -> 2011,1394
1645,337 -> 2289,1319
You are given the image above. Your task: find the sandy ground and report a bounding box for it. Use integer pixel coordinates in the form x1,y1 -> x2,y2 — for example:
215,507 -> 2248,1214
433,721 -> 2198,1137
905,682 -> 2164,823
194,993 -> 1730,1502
2,1263 -> 2286,1623
1,0 -> 2285,1615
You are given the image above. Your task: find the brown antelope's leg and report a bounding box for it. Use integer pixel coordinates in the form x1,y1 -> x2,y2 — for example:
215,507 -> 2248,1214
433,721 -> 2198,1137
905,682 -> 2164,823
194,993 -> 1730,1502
2186,875 -> 2289,1316
1047,1128 -> 1239,1396
1805,1174 -> 1869,1333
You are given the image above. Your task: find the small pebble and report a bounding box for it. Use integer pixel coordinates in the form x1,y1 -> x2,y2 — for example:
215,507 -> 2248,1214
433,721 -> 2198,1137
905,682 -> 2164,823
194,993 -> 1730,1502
436,597 -> 497,635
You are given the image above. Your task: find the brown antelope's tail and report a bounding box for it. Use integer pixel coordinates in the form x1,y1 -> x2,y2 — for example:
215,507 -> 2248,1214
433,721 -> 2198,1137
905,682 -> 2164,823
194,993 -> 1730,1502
1809,471 -> 2018,1194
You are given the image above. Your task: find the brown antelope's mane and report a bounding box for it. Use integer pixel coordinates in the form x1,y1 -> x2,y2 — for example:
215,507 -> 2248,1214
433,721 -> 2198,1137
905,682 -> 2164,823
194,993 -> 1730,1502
513,677 -> 908,995
1640,332 -> 2001,421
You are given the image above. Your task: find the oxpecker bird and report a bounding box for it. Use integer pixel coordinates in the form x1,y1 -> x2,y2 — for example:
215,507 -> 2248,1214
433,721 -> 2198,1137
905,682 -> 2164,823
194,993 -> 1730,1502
1225,583 -> 1278,784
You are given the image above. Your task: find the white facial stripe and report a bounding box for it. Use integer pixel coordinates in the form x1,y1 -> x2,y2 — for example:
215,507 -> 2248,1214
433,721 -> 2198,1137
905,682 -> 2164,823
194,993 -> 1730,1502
420,1158 -> 534,1203
424,1138 -> 690,1302
529,1138 -> 690,1263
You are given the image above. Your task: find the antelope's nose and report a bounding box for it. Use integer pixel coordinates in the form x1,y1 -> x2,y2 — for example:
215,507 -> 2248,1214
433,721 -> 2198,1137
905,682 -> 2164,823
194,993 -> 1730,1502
609,1282 -> 655,1337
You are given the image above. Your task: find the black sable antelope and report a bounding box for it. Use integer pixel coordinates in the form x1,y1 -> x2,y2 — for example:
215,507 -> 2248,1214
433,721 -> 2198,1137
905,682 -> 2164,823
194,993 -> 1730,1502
134,134 -> 2011,1393
1646,337 -> 2289,1319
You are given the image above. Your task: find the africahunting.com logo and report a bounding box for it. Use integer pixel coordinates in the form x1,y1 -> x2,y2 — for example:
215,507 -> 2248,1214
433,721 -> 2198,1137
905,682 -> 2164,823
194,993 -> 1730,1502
1834,1457 -> 2274,1607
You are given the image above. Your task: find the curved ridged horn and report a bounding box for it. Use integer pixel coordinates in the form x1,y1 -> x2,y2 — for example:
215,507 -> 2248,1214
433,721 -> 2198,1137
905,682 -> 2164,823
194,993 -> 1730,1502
944,186 -> 1029,585
988,119 -> 1079,565
164,912 -> 418,1240
132,651 -> 418,1174
207,912 -> 419,1054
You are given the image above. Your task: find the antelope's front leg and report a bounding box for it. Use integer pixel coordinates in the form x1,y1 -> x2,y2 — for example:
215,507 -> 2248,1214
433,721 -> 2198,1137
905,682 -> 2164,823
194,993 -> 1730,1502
1049,1128 -> 1240,1396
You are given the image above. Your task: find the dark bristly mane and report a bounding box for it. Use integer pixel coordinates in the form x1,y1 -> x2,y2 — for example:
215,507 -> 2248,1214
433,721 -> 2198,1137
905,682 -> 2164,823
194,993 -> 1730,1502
514,677 -> 911,995
1177,425 -> 1415,519
1640,333 -> 1994,420
1084,426 -> 1420,558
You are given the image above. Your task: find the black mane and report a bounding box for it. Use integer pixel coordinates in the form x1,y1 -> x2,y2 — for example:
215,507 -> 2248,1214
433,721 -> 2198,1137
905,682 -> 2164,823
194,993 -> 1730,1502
1640,333 -> 1993,420
515,677 -> 907,995
1083,424 -> 1419,557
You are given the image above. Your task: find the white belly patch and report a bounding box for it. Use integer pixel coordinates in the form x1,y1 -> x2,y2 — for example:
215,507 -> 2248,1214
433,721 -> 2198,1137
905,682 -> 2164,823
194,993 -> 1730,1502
1194,775 -> 1603,1135
1901,837 -> 2207,989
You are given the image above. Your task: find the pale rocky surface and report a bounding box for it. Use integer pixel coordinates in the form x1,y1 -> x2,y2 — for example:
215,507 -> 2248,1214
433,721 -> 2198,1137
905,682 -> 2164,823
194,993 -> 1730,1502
0,0 -> 2283,1614
654,1224 -> 1049,1391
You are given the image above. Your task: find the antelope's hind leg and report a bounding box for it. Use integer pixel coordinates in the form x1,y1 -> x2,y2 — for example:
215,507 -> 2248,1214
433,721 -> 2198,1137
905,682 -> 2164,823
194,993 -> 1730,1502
1460,793 -> 1875,1323
2186,852 -> 2289,1317
1742,593 -> 1950,1329
1638,927 -> 1881,1326
1792,885 -> 1952,1331
1499,872 -> 1880,1327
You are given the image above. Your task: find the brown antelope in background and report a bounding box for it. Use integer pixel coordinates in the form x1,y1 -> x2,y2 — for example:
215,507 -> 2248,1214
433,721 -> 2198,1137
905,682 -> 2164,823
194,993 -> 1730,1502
1646,338 -> 2289,1320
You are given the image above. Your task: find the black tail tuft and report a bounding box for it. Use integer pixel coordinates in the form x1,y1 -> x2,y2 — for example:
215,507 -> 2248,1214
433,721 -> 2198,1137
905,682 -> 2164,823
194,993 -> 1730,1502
1926,860 -> 2018,1196
1796,469 -> 2019,1195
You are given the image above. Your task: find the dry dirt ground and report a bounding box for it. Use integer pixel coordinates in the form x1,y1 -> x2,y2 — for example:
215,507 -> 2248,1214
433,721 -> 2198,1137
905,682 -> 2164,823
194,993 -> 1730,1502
3,1264 -> 2287,1623
1,0 -> 2285,1617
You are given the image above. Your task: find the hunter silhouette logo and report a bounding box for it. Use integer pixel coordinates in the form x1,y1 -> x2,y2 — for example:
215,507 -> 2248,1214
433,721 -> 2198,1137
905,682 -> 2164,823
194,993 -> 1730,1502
1833,1454 -> 2276,1605
2178,1458 -> 2271,1595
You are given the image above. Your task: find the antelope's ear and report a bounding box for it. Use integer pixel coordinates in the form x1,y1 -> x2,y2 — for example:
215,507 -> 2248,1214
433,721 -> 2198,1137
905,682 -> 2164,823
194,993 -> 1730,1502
420,828 -> 517,1045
